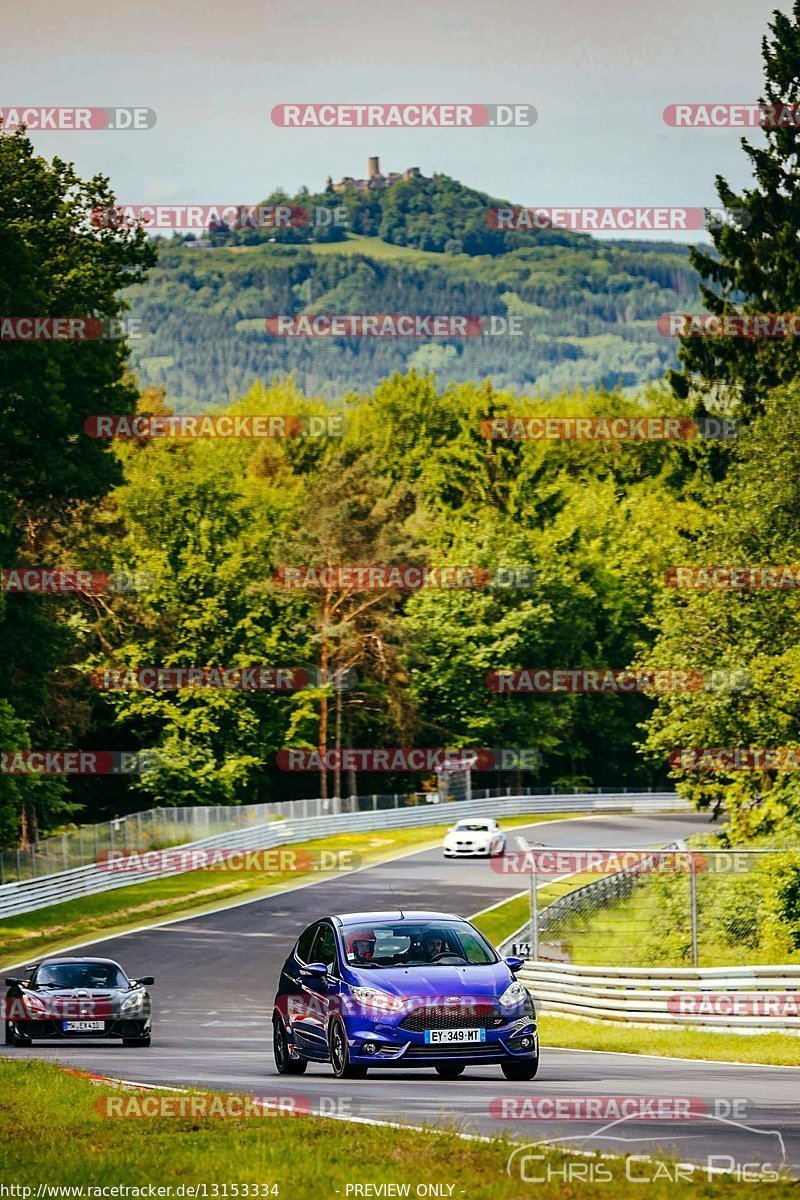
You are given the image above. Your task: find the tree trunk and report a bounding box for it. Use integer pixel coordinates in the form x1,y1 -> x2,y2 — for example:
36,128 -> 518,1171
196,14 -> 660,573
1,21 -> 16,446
319,601 -> 329,800
346,702 -> 357,801
333,670 -> 342,801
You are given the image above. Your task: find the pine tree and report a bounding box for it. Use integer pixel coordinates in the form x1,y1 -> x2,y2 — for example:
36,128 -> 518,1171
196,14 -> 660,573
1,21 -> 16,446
669,1 -> 800,415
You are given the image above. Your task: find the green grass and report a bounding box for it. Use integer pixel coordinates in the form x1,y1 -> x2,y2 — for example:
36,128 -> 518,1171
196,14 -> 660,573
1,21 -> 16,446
1,1059 -> 793,1195
539,1013 -> 800,1067
561,879 -> 800,968
471,872 -> 612,946
472,891 -> 530,945
0,812 -> 579,967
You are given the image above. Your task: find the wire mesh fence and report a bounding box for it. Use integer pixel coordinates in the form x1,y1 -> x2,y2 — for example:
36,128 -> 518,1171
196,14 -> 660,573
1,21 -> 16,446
508,846 -> 800,968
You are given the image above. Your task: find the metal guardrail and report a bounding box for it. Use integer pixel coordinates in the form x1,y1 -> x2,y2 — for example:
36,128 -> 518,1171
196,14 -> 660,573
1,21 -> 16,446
0,791 -> 686,920
518,961 -> 800,1032
0,785 -> 669,884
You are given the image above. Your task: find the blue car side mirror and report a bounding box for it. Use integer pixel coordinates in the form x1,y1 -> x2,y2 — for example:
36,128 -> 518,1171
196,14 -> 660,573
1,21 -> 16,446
505,956 -> 524,973
300,961 -> 328,978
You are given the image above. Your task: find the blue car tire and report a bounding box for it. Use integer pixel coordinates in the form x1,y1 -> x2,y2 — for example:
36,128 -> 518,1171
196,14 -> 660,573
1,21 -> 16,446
273,1014 -> 307,1075
328,1015 -> 368,1079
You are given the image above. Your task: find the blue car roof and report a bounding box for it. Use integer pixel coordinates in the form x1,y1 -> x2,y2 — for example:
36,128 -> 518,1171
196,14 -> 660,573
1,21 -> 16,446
333,910 -> 461,925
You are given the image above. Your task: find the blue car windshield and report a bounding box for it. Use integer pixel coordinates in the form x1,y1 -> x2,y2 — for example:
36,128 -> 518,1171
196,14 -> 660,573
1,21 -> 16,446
340,920 -> 498,968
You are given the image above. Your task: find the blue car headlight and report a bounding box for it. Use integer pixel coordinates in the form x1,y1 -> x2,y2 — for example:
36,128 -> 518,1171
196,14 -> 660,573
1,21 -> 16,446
349,987 -> 406,1016
498,980 -> 528,1008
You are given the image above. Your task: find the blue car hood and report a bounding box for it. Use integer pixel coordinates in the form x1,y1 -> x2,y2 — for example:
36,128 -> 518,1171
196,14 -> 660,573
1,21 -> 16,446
345,962 -> 511,999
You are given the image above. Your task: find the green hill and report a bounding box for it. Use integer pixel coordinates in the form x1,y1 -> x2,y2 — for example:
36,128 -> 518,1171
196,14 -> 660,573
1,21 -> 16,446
125,171 -> 700,409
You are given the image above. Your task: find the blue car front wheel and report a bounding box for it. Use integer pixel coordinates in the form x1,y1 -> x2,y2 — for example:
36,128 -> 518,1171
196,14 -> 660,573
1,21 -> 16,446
434,1064 -> 465,1079
328,1017 -> 368,1079
501,1055 -> 539,1081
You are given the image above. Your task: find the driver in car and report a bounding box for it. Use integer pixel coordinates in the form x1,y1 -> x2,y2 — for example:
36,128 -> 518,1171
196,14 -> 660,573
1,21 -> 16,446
422,931 -> 447,961
351,935 -> 376,963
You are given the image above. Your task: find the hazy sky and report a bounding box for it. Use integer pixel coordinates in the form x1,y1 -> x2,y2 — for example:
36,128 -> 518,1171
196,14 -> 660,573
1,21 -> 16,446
2,0 -> 784,241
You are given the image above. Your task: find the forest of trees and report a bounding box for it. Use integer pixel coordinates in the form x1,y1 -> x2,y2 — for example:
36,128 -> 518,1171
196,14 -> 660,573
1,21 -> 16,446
128,202 -> 698,407
2,2 -> 800,857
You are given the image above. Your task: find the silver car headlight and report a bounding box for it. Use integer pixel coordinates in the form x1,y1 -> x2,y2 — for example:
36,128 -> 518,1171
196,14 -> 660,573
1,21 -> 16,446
121,992 -> 144,1012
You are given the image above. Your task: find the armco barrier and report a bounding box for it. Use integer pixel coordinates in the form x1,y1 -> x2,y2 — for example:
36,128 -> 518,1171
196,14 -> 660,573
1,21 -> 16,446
0,785 -> 677,883
518,961 -> 800,1032
0,791 -> 685,920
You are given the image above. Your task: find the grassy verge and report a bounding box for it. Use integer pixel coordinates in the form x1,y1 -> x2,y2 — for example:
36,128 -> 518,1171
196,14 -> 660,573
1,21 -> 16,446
559,855 -> 800,969
1,1059 -> 791,1196
0,812 -> 577,966
471,871 -> 606,946
539,1013 -> 800,1067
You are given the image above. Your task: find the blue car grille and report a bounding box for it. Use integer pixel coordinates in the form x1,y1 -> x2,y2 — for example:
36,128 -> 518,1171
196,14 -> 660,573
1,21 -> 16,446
398,1004 -> 500,1032
404,1043 -> 499,1057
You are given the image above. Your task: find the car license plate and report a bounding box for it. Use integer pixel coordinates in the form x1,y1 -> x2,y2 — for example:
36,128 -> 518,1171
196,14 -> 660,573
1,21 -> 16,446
63,1020 -> 104,1031
424,1028 -> 486,1044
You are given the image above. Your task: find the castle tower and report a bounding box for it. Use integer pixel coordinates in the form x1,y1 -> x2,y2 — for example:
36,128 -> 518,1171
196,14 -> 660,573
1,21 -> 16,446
368,156 -> 381,179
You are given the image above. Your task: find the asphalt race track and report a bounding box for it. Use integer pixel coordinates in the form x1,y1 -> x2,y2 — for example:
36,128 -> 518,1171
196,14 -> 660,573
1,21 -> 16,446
3,812 -> 799,1177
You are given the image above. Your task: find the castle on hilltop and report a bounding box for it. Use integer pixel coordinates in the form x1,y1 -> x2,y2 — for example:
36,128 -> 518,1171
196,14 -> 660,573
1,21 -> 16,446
327,157 -> 422,194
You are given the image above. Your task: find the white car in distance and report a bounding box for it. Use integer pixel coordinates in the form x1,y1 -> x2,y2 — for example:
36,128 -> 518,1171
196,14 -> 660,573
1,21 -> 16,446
442,817 -> 506,858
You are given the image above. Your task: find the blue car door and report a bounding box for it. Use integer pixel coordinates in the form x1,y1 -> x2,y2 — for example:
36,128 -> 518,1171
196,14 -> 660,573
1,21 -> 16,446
292,921 -> 339,1056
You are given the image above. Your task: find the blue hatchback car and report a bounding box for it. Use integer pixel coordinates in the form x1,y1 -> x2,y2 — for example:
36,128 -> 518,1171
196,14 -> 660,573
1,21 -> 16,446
272,910 -> 538,1080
